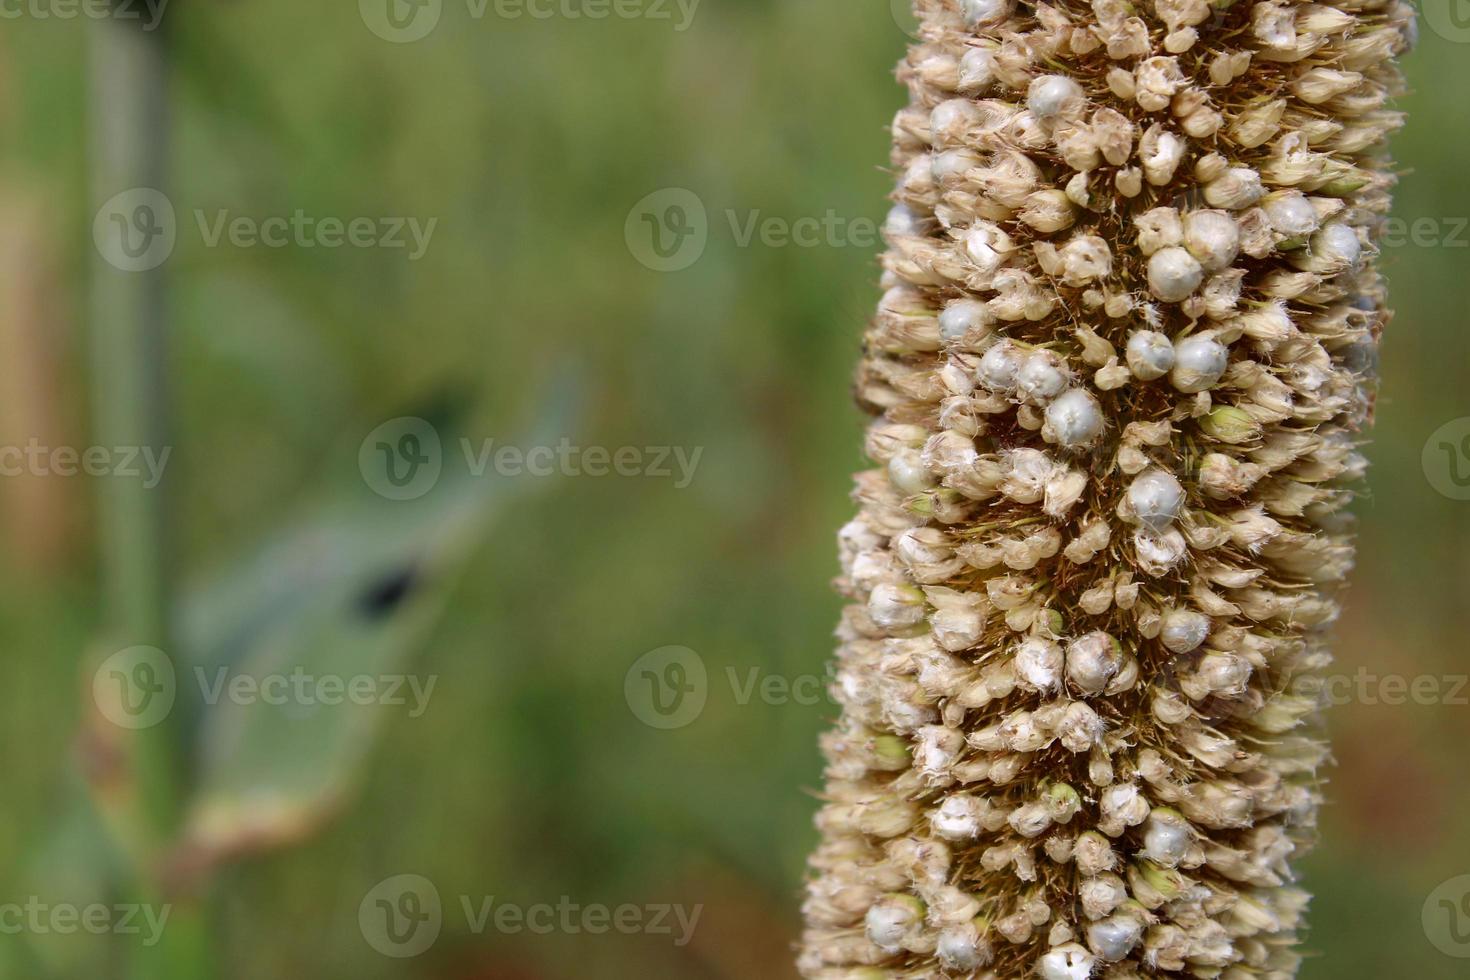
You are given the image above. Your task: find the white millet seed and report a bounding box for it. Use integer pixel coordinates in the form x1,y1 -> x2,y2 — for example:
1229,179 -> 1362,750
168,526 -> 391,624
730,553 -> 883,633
932,795 -> 983,840
1143,808 -> 1194,866
868,583 -> 926,629
1148,246 -> 1204,302
1066,631 -> 1121,695
1170,334 -> 1229,393
1028,75 -> 1085,119
1038,943 -> 1099,980
883,203 -> 925,237
1301,221 -> 1363,272
939,298 -> 991,342
932,148 -> 981,181
1263,190 -> 1319,236
965,222 -> 1015,275
1182,209 -> 1241,272
1044,389 -> 1104,447
1080,876 -> 1129,920
936,922 -> 988,971
930,99 -> 979,140
866,894 -> 924,952
1203,167 -> 1264,209
1017,350 -> 1070,402
888,449 -> 936,494
1134,527 -> 1188,575
958,48 -> 997,93
1140,128 -> 1186,185
1087,913 -> 1144,961
977,339 -> 1023,392
1100,783 -> 1149,829
1015,637 -> 1065,693
1127,468 -> 1186,531
1199,651 -> 1253,697
1160,607 -> 1211,654
1126,330 -> 1176,380
962,0 -> 1013,27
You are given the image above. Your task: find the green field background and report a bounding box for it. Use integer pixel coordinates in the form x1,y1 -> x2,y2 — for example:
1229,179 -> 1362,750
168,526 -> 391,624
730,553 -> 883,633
0,2 -> 1467,977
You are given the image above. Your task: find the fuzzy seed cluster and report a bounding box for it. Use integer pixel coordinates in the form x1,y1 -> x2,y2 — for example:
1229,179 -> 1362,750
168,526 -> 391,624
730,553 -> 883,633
801,0 -> 1412,977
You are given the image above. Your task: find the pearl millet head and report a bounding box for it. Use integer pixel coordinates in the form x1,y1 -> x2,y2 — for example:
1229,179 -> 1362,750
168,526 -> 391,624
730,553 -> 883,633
803,0 -> 1413,972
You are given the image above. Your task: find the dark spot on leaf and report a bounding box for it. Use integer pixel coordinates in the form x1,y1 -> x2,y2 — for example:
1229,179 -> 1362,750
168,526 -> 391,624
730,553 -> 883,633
358,567 -> 420,620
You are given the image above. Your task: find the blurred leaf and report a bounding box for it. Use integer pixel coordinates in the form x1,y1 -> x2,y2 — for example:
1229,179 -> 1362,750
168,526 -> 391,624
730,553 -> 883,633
166,380 -> 578,877
173,476 -> 488,873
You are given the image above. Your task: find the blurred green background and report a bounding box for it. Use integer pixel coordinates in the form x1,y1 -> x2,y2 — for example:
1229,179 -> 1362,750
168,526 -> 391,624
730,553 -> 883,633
0,2 -> 1467,978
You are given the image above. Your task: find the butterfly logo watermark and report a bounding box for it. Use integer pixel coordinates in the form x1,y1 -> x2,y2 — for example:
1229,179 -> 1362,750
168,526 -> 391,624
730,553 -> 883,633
1419,0 -> 1470,43
1423,417 -> 1470,501
93,646 -> 177,731
360,875 -> 444,958
1425,875 -> 1470,957
625,188 -> 708,272
93,188 -> 176,273
626,188 -> 888,272
624,646 -> 707,729
360,418 -> 445,501
360,0 -> 443,42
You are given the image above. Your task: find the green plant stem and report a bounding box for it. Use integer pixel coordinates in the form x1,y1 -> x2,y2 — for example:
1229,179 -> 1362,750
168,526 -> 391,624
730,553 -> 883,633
88,13 -> 214,980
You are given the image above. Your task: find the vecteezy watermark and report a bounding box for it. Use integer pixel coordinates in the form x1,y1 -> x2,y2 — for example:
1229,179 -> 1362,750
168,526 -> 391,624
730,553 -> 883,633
890,0 -> 920,38
0,899 -> 171,946
625,188 -> 883,272
1423,417 -> 1470,501
196,667 -> 437,718
94,188 -> 437,272
359,875 -> 702,958
0,0 -> 168,29
359,0 -> 699,43
92,647 -> 437,730
1424,875 -> 1470,958
1379,217 -> 1470,249
359,0 -> 444,43
624,646 -> 839,730
193,210 -> 436,260
1317,669 -> 1469,707
359,417 -> 703,501
1419,0 -> 1470,44
0,440 -> 171,488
